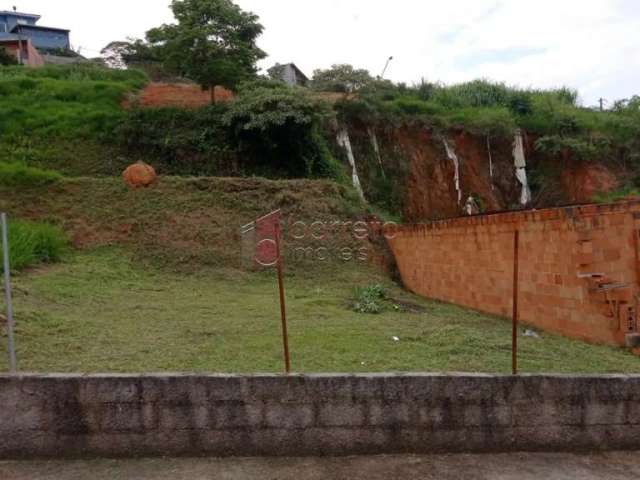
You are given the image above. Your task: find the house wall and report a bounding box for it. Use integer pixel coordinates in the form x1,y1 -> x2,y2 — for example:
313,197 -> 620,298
387,201 -> 640,347
0,39 -> 44,67
2,373 -> 640,458
15,26 -> 70,50
282,65 -> 298,87
0,14 -> 38,35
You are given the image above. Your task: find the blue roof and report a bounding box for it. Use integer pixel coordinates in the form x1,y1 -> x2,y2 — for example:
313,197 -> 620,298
12,24 -> 70,33
0,11 -> 41,19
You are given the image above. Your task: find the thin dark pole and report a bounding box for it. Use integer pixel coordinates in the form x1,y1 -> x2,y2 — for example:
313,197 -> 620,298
274,223 -> 291,374
1,213 -> 17,373
512,229 -> 520,375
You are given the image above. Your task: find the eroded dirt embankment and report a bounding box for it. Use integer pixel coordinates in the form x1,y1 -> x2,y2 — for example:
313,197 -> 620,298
340,122 -> 623,222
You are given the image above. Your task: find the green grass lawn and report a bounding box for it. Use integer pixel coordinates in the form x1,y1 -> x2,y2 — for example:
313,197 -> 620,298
1,248 -> 639,374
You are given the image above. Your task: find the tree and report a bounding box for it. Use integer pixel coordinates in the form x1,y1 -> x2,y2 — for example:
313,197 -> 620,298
145,0 -> 265,97
310,64 -> 374,93
100,41 -> 131,69
267,63 -> 286,82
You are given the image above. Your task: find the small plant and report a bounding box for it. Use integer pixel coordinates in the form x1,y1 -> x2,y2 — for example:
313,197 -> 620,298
0,162 -> 63,187
352,284 -> 386,314
0,219 -> 68,272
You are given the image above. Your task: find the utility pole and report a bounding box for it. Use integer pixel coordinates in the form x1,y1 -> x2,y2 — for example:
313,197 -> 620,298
599,98 -> 607,112
380,56 -> 394,80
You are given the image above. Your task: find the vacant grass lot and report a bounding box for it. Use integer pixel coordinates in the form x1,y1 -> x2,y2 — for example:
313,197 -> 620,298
1,248 -> 639,374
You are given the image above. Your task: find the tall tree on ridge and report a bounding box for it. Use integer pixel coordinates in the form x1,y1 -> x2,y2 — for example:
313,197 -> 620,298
146,0 -> 266,101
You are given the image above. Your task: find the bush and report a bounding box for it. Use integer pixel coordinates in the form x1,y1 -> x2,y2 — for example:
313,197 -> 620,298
224,81 -> 342,178
352,284 -> 386,314
118,105 -> 233,175
0,162 -> 63,186
0,219 -> 67,272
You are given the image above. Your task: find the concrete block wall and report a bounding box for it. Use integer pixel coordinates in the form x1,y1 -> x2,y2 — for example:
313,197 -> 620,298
387,201 -> 640,346
1,374 -> 640,458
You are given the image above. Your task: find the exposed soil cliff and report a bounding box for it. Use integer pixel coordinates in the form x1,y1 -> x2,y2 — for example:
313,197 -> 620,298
336,121 -> 623,222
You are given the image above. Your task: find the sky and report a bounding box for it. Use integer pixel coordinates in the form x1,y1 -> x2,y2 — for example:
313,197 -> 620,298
10,0 -> 640,106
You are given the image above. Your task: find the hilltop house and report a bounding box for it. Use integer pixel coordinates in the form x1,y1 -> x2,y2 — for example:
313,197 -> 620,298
269,63 -> 309,87
0,9 -> 70,65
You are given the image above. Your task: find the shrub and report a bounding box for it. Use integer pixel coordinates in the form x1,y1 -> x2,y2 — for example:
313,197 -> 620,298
0,219 -> 67,272
310,64 -> 375,93
118,105 -> 233,175
0,162 -> 62,186
352,284 -> 386,314
224,81 -> 342,178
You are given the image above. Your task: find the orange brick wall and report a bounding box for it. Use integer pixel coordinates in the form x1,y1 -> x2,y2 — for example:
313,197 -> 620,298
388,201 -> 640,346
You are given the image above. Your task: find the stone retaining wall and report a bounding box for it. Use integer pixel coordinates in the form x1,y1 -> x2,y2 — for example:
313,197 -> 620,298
1,374 -> 639,458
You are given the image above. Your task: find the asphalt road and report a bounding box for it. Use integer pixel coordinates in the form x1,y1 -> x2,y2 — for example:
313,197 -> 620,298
2,452 -> 640,479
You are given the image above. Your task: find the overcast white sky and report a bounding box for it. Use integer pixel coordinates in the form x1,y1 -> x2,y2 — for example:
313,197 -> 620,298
10,0 -> 640,105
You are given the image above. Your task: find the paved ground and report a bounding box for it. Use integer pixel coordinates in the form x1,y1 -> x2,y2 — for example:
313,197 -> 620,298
1,452 -> 639,480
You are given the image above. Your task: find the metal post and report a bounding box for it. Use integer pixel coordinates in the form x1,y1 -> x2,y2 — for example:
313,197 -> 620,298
380,56 -> 394,79
274,222 -> 291,374
1,213 -> 17,373
512,230 -> 520,375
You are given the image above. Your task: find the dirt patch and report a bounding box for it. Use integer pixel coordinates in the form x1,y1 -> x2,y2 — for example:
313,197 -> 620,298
126,83 -> 234,109
399,128 -> 460,220
395,127 -> 520,221
560,163 -> 619,203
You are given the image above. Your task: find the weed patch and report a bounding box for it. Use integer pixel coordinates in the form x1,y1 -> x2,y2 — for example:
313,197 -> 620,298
0,219 -> 68,272
0,162 -> 62,187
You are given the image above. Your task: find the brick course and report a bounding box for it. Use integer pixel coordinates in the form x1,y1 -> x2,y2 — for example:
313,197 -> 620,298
388,201 -> 640,346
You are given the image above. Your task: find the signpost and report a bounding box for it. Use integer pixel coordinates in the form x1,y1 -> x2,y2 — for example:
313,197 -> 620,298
512,229 -> 520,375
274,221 -> 291,374
1,213 -> 17,373
250,210 -> 291,374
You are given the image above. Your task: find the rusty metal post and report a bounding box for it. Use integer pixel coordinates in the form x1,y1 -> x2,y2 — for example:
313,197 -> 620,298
512,229 -> 520,375
274,222 -> 291,374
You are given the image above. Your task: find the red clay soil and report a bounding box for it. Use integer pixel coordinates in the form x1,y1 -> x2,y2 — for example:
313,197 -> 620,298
560,163 -> 619,203
399,128 -> 461,220
453,131 -> 511,211
397,127 -> 517,221
130,83 -> 234,108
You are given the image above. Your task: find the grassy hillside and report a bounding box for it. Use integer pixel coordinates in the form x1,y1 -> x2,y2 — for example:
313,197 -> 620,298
341,80 -> 640,159
1,65 -> 638,214
0,65 -> 147,175
0,176 -> 366,272
3,247 -> 640,374
1,177 -> 639,374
